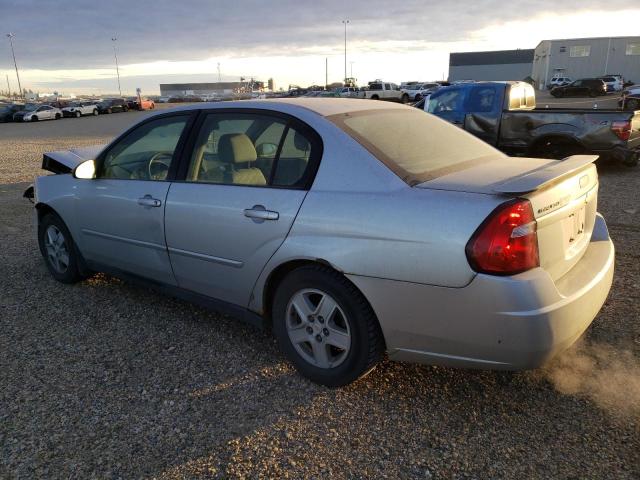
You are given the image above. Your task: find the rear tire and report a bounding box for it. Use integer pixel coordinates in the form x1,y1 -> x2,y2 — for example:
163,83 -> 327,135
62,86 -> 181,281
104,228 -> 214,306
370,95 -> 379,100
123,106 -> 129,112
414,94 -> 422,102
38,213 -> 88,284
93,109 -> 98,116
625,99 -> 639,111
401,93 -> 409,104
272,265 -> 385,387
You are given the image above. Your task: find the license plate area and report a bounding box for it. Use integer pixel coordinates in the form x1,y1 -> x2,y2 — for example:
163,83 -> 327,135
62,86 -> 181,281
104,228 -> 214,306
563,204 -> 587,257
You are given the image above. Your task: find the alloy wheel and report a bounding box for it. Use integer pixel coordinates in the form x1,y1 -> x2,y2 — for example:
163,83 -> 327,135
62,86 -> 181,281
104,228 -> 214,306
43,225 -> 70,274
286,288 -> 352,369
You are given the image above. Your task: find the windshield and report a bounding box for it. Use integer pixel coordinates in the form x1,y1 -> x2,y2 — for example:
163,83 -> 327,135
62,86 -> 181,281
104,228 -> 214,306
328,108 -> 501,185
24,103 -> 38,111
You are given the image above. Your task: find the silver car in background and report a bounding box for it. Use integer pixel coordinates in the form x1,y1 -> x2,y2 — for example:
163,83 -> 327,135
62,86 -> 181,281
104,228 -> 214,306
28,99 -> 614,386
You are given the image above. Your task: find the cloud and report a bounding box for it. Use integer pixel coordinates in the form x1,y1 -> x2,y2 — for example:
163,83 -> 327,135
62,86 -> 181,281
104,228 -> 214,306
0,0 -> 634,70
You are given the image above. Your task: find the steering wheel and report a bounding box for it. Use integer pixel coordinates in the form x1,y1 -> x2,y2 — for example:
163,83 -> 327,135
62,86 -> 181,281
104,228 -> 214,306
148,152 -> 173,180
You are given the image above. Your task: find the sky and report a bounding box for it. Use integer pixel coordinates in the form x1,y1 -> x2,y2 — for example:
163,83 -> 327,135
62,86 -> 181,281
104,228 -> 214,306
1,0 -> 639,95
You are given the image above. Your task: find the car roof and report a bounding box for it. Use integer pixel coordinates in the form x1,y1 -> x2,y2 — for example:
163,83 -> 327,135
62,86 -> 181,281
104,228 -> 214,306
165,98 -> 407,118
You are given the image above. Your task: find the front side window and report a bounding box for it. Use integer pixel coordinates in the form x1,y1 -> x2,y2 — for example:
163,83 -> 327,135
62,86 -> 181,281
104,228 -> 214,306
100,115 -> 188,181
569,45 -> 590,57
427,89 -> 464,113
186,113 -> 315,188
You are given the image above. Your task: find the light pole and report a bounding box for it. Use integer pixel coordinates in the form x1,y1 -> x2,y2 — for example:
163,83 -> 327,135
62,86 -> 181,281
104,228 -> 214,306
350,61 -> 355,79
111,37 -> 122,97
6,33 -> 23,99
342,20 -> 349,83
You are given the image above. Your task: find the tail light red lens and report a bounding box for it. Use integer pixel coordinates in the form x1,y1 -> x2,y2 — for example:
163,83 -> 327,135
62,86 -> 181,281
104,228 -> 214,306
611,120 -> 631,141
466,199 -> 539,275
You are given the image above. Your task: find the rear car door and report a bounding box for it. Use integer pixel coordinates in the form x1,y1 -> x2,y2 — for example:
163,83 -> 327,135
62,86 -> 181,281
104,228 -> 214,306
75,112 -> 194,284
165,110 -> 321,307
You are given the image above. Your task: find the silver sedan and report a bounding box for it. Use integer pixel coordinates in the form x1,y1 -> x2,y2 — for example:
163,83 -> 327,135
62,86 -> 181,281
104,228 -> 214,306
28,99 -> 614,386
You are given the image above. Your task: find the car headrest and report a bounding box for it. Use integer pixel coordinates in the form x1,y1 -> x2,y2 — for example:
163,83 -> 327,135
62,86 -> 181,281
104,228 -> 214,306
218,134 -> 257,164
293,131 -> 309,152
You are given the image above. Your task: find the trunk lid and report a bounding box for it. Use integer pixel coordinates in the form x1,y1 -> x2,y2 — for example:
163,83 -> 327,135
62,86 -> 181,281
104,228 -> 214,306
417,155 -> 599,281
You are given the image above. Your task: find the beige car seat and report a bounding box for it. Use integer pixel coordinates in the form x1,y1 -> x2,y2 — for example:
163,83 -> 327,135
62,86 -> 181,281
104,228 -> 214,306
218,133 -> 266,185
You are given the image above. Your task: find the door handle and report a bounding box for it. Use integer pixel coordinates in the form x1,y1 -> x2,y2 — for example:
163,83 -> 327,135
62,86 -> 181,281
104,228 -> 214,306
138,195 -> 162,207
244,205 -> 279,221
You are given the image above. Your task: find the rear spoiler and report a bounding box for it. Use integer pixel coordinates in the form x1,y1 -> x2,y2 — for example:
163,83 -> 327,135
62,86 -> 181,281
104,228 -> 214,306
493,155 -> 598,194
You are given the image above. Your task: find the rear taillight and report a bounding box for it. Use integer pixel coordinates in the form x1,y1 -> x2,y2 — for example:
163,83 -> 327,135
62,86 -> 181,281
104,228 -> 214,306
466,199 -> 539,275
611,120 -> 631,141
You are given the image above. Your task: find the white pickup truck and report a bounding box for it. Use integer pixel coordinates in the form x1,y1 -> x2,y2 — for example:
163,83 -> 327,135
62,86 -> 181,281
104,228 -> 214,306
361,81 -> 408,103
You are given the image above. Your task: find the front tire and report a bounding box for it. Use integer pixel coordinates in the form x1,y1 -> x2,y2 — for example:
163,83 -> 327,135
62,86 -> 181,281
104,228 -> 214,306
401,93 -> 409,104
93,109 -> 99,116
38,213 -> 87,283
625,99 -> 639,111
75,111 -> 81,118
272,265 -> 384,387
31,115 -> 38,122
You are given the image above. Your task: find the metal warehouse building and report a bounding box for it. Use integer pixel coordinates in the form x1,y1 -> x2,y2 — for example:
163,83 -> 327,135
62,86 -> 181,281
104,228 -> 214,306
531,36 -> 640,89
448,49 -> 535,82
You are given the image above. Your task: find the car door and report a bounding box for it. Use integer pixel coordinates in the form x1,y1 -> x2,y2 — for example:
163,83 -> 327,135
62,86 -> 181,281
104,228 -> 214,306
462,85 -> 500,145
75,112 -> 194,284
165,110 -> 321,307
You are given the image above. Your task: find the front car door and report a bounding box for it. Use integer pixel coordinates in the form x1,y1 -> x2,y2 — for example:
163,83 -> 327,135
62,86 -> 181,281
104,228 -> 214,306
75,112 -> 194,284
165,109 -> 321,307
462,85 -> 500,145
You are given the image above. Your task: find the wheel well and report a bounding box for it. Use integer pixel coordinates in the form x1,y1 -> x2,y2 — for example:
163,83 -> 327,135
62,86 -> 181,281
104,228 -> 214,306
35,203 -> 57,222
531,135 -> 583,153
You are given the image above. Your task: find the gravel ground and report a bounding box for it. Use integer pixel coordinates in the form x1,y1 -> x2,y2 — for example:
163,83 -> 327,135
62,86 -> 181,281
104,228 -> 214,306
0,108 -> 639,479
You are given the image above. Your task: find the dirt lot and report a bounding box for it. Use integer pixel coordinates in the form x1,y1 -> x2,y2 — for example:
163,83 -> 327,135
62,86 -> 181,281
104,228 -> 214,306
1,103 -> 639,479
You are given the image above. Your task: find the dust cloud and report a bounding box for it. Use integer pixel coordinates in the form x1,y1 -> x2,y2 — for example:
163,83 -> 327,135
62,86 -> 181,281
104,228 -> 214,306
545,340 -> 640,419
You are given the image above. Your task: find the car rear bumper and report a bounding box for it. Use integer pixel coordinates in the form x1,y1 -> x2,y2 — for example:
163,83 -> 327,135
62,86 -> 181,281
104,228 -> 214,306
347,214 -> 614,370
596,145 -> 640,166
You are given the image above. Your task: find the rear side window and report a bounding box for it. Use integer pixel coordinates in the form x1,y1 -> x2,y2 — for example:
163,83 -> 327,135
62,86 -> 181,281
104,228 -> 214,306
466,86 -> 497,112
328,108 -> 501,185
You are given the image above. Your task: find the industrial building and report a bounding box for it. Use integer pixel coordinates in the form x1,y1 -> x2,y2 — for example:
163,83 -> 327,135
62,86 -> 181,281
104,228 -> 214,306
448,49 -> 535,82
531,36 -> 640,89
159,81 -> 265,97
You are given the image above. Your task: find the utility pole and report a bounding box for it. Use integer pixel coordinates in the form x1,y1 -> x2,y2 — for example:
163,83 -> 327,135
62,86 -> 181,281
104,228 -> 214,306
350,61 -> 355,79
111,37 -> 122,97
325,57 -> 328,89
217,62 -> 221,82
6,33 -> 23,99
342,20 -> 349,83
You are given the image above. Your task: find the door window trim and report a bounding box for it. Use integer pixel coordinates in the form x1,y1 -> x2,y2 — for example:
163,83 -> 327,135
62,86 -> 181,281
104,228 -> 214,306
174,108 -> 324,191
95,111 -> 197,182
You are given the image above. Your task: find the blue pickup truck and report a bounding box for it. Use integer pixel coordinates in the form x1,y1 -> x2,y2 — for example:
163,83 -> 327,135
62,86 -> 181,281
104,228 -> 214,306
421,81 -> 640,166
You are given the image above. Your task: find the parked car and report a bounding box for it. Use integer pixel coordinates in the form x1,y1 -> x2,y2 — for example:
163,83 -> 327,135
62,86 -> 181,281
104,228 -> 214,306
598,76 -> 624,92
413,83 -> 442,102
550,78 -> 606,98
361,80 -> 408,103
548,76 -> 572,88
619,94 -> 640,111
425,81 -> 640,165
97,98 -> 129,114
337,87 -> 359,98
62,102 -> 99,118
158,96 -> 171,103
0,103 -> 24,122
14,104 -> 62,122
25,99 -> 614,386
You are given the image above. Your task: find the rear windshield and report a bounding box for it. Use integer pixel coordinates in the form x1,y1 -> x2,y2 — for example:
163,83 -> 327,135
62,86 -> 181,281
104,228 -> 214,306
328,108 -> 501,185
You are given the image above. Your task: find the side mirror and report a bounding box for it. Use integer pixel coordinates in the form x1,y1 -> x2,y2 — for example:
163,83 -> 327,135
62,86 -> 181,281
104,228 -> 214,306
74,159 -> 96,179
256,143 -> 278,157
